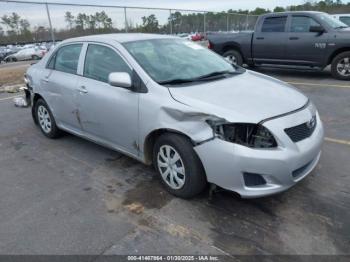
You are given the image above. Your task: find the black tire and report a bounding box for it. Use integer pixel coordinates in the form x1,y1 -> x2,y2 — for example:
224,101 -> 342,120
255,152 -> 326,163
12,57 -> 17,62
32,55 -> 39,60
153,133 -> 207,199
35,98 -> 62,139
331,51 -> 350,80
222,49 -> 243,66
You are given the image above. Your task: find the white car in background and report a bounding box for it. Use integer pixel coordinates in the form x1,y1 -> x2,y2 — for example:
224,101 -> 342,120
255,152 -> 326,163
332,14 -> 350,26
4,47 -> 46,62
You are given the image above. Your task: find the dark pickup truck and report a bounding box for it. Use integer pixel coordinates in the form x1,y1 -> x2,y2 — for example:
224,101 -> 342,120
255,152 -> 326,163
208,11 -> 350,80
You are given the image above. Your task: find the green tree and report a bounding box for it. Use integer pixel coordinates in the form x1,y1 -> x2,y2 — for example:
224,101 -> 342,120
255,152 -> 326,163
10,12 -> 20,34
1,14 -> 15,33
64,11 -> 75,29
141,14 -> 159,33
75,13 -> 86,30
273,6 -> 285,12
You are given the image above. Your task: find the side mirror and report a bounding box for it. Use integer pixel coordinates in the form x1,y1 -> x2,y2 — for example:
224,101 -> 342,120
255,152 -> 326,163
310,25 -> 325,34
108,72 -> 132,89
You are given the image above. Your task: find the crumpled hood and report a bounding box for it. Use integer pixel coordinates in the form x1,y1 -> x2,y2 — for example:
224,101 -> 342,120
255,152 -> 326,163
168,70 -> 308,123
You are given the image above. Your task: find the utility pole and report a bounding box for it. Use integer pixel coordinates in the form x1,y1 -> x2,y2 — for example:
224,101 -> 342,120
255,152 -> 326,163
124,7 -> 128,32
45,3 -> 55,43
169,9 -> 172,35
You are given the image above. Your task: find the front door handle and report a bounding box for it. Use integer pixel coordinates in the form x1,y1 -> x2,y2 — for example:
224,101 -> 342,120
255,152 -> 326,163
77,86 -> 88,94
289,37 -> 299,40
256,37 -> 265,40
43,77 -> 49,83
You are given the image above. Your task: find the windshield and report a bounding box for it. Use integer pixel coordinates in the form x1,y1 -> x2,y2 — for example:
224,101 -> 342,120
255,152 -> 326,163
316,13 -> 348,28
340,16 -> 350,26
123,39 -> 238,84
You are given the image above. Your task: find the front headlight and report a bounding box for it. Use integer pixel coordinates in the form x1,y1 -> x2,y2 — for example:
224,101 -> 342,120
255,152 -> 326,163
207,121 -> 277,149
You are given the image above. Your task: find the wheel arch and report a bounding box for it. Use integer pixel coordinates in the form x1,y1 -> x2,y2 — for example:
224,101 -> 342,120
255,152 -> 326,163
328,47 -> 350,65
143,128 -> 196,165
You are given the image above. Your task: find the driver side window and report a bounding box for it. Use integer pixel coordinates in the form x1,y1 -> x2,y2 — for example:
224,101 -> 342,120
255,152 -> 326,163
291,16 -> 321,32
83,44 -> 132,83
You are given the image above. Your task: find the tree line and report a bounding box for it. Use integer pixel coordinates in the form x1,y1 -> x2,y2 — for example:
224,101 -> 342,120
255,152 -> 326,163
1,0 -> 350,45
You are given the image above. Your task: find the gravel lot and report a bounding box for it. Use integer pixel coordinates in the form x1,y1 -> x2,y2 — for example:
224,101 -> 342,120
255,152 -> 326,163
0,64 -> 349,257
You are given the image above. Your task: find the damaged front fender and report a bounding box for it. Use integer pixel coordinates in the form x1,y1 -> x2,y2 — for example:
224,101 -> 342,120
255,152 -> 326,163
155,106 -> 227,144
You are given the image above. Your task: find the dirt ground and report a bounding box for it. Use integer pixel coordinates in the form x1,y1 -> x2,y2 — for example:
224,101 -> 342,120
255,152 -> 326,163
0,61 -> 31,91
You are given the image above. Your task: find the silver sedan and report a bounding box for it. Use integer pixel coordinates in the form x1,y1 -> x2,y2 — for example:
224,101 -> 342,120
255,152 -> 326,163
25,34 -> 324,198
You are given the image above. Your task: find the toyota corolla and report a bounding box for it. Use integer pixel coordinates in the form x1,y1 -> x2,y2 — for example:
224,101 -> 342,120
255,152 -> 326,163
25,34 -> 324,198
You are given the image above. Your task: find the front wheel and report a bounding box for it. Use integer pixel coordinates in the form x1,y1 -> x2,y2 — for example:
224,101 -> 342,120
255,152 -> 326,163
222,50 -> 243,66
153,134 -> 207,198
331,51 -> 350,80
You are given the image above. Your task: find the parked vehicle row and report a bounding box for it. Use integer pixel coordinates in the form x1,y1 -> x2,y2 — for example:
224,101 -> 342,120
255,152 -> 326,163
0,42 -> 58,63
4,47 -> 47,62
26,33 -> 323,199
208,11 -> 350,80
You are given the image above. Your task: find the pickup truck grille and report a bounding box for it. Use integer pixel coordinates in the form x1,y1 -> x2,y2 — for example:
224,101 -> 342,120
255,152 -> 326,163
284,116 -> 317,143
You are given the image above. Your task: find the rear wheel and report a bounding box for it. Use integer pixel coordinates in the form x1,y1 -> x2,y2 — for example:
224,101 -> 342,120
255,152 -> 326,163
223,50 -> 243,66
331,51 -> 350,80
35,99 -> 62,138
153,133 -> 207,198
32,55 -> 40,60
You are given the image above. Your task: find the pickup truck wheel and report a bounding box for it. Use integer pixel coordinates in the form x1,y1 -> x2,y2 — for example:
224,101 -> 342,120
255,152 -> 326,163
153,133 -> 207,199
223,50 -> 243,66
35,99 -> 62,139
331,51 -> 350,80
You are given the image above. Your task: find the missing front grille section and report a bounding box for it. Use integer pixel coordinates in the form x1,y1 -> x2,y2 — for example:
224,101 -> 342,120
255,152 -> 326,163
285,117 -> 317,143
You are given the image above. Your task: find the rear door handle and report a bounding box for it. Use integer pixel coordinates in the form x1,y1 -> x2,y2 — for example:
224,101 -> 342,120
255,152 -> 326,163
289,37 -> 299,40
43,77 -> 49,83
256,37 -> 265,40
77,86 -> 88,94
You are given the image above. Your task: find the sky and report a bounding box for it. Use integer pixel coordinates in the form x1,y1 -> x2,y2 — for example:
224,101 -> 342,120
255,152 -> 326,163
1,0 -> 350,30
4,0 -> 309,12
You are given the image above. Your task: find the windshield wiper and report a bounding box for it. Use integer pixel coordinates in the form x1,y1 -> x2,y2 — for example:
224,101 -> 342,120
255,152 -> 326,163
158,70 -> 236,85
335,26 -> 348,29
195,70 -> 236,80
158,78 -> 198,85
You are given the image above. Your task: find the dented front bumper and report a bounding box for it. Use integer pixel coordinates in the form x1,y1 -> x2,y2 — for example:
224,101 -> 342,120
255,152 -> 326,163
194,109 -> 324,198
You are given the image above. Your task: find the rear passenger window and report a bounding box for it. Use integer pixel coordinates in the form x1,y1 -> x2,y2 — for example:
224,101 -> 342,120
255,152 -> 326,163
291,16 -> 321,32
84,44 -> 131,83
261,16 -> 287,32
47,52 -> 56,69
54,44 -> 82,74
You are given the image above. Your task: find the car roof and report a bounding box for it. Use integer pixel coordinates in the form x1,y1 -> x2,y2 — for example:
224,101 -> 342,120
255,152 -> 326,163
260,11 -> 325,17
62,33 -> 177,44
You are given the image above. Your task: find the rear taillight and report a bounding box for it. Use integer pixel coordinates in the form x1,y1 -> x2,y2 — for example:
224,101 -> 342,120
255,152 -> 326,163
208,41 -> 212,49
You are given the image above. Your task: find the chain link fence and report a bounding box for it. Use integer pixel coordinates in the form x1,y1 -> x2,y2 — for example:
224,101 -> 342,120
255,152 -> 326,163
0,0 -> 258,45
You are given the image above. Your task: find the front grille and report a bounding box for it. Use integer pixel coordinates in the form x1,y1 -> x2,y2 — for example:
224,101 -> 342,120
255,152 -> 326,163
285,117 -> 317,143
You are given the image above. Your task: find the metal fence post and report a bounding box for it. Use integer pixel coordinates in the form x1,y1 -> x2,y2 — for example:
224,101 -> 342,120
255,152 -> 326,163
45,3 -> 55,43
169,9 -> 172,35
124,7 -> 128,32
245,14 -> 249,31
226,13 -> 229,32
203,12 -> 206,34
